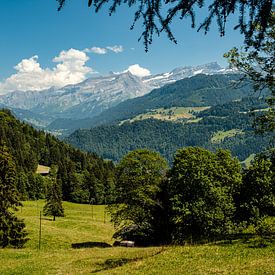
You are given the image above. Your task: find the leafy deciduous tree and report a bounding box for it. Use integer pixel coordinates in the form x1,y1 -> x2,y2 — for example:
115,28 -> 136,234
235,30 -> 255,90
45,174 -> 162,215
236,153 -> 275,224
167,147 -> 242,242
224,14 -> 274,133
109,149 -> 168,245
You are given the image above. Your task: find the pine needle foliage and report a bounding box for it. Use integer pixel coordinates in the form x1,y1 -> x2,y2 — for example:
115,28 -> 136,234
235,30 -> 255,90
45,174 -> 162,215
0,144 -> 28,248
43,166 -> 64,221
57,0 -> 273,50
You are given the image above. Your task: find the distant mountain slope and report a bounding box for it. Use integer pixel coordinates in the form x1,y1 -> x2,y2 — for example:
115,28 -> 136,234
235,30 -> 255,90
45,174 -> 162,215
142,62 -> 230,88
66,98 -> 272,163
80,74 -> 253,127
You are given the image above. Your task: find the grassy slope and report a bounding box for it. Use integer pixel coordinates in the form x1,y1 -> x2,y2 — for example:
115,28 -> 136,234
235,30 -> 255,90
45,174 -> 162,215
121,106 -> 210,124
1,201 -> 274,275
211,129 -> 245,143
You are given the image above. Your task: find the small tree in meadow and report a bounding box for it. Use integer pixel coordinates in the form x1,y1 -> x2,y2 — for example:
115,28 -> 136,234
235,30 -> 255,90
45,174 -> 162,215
43,166 -> 64,221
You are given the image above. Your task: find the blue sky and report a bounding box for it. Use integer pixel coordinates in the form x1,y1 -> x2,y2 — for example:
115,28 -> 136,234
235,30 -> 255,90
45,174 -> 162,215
0,0 -> 244,92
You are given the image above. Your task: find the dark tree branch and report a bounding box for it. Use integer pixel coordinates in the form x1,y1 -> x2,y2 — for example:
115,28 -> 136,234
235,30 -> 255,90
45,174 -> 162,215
56,0 -> 273,50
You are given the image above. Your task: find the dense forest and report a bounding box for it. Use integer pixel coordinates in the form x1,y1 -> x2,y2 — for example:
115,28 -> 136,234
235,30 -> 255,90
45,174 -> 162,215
66,97 -> 273,163
0,109 -> 115,204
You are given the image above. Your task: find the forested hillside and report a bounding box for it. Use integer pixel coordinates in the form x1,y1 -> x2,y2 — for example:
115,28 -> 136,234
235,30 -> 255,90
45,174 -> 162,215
66,97 -> 272,163
0,109 -> 115,204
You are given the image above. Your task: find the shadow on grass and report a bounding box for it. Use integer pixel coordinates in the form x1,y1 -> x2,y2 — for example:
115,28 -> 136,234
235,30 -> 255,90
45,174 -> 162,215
209,233 -> 274,248
91,247 -> 166,273
72,242 -> 112,249
42,217 -> 53,221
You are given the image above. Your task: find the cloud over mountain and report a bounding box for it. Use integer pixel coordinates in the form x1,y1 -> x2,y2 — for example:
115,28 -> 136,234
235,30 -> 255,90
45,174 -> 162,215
0,49 -> 93,93
125,64 -> 151,77
84,45 -> 124,54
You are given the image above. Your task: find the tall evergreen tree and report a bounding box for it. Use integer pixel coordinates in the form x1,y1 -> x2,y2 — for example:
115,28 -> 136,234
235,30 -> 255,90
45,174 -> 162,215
0,144 -> 28,248
43,166 -> 64,221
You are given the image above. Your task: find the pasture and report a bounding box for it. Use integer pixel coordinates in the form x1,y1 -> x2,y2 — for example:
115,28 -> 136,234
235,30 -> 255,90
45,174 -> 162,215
0,201 -> 274,274
120,106 -> 210,124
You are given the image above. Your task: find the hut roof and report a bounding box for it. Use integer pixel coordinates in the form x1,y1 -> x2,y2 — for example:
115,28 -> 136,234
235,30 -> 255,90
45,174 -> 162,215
36,164 -> 50,175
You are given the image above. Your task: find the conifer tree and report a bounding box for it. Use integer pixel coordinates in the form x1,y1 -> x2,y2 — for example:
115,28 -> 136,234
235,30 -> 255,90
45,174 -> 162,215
43,166 -> 64,221
0,144 -> 28,248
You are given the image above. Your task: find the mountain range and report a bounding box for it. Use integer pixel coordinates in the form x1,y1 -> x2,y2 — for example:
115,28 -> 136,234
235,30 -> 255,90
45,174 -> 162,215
0,62 -> 233,132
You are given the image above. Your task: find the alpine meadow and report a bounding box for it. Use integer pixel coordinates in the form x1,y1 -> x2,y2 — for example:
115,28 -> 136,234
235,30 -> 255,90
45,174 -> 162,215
0,1 -> 274,274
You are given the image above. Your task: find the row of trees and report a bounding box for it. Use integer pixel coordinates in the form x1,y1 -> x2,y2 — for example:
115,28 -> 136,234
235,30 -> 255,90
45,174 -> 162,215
109,148 -> 274,245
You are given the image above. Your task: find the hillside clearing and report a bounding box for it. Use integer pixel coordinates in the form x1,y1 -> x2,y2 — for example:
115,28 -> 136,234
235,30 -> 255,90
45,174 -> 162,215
211,129 -> 245,143
120,106 -> 210,124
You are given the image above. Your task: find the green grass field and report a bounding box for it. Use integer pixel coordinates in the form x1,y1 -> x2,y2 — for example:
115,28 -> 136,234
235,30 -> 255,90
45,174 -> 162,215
120,106 -> 210,124
211,129 -> 245,144
1,201 -> 274,274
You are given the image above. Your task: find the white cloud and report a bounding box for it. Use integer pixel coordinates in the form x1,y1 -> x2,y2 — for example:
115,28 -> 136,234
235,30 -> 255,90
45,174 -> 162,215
84,47 -> 107,55
124,64 -> 151,77
14,55 -> 42,73
83,45 -> 124,54
106,45 -> 124,53
0,49 -> 93,93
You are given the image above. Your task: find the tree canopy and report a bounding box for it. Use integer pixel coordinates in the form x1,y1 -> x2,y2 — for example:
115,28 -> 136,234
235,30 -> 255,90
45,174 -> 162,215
57,0 -> 273,50
225,14 -> 275,133
109,149 -> 168,245
0,109 -> 115,204
167,147 -> 242,242
236,153 -> 275,223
